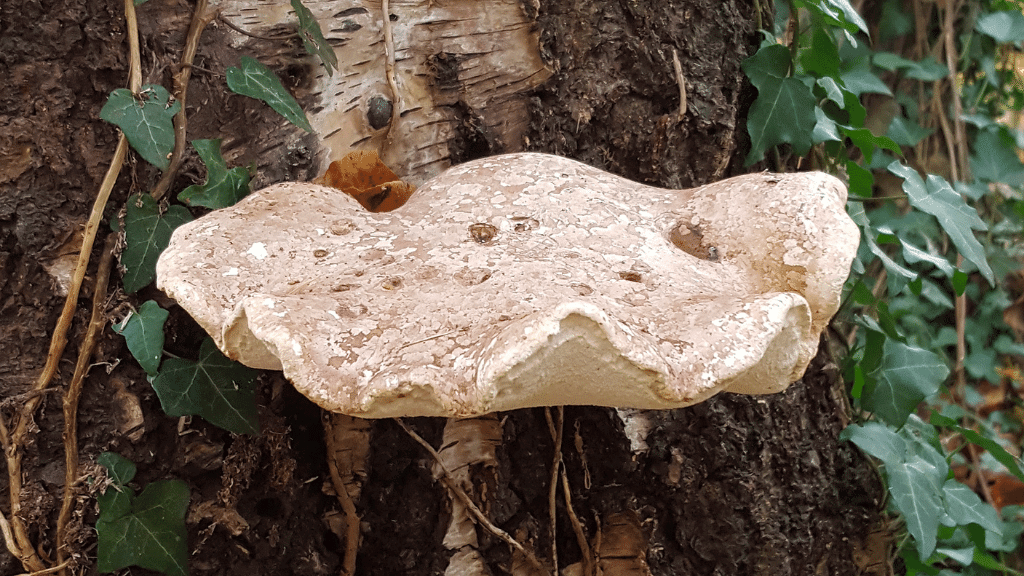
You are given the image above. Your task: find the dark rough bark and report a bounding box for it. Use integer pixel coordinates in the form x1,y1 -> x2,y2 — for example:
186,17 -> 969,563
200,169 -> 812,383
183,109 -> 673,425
0,0 -> 884,574
530,0 -> 757,188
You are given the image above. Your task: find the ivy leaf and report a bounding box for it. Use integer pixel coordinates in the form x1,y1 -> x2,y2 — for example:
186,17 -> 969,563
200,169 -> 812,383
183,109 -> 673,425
122,194 -> 193,293
227,56 -> 313,133
902,58 -> 949,82
291,0 -> 337,76
901,240 -> 953,277
743,43 -> 790,85
892,423 -> 949,561
100,85 -> 181,170
839,65 -> 893,96
151,337 -> 260,434
800,27 -> 840,77
96,478 -> 189,576
931,411 -> 1024,482
887,116 -> 933,147
863,339 -> 949,427
113,300 -> 168,376
178,139 -> 251,209
846,160 -> 873,198
970,129 -> 1024,187
97,451 -> 138,485
817,77 -> 866,125
800,0 -> 869,36
842,126 -> 900,164
841,419 -> 948,559
813,107 -> 841,143
847,201 -> 916,295
888,162 -> 992,284
976,11 -> 1024,43
873,53 -> 948,81
742,44 -> 817,165
942,479 -> 1002,533
841,420 -> 905,464
872,51 -> 917,71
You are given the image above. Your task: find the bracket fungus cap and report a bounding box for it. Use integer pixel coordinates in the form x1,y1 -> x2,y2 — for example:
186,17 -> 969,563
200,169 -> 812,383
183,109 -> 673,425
157,153 -> 859,418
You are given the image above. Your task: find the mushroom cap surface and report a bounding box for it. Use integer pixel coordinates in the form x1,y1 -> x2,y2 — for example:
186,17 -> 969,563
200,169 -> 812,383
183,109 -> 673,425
156,153 -> 859,417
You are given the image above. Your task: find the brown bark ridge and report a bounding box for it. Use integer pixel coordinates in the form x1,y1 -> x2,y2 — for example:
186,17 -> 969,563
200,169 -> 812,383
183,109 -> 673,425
0,0 -> 885,574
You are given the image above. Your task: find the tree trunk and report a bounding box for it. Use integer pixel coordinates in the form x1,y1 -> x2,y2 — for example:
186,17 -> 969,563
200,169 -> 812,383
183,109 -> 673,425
0,0 -> 886,575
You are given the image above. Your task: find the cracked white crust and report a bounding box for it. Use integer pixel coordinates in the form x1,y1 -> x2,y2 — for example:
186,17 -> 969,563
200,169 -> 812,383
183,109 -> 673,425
156,153 -> 859,417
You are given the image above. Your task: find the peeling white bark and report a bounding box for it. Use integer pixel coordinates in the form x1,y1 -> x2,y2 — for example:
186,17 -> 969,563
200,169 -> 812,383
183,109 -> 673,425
219,0 -> 552,183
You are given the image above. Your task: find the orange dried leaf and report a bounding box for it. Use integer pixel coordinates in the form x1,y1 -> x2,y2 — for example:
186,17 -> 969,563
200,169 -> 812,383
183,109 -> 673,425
316,150 -> 415,212
988,472 -> 1024,511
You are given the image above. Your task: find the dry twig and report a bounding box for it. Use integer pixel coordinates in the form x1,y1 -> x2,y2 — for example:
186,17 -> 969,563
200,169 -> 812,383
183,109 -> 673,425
394,418 -> 550,575
380,0 -> 402,143
323,413 -> 367,576
672,49 -> 687,122
544,407 -> 564,569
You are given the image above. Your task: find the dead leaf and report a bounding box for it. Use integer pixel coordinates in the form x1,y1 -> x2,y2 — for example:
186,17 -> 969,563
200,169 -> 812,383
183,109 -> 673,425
988,472 -> 1024,511
189,500 -> 250,536
315,150 -> 415,212
1003,294 -> 1024,341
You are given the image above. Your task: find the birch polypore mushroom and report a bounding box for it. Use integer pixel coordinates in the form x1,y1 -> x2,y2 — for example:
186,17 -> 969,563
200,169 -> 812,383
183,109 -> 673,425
156,153 -> 859,418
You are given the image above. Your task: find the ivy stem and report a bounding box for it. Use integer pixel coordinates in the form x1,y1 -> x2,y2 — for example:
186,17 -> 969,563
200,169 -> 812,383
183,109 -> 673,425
786,0 -> 799,76
152,0 -> 215,202
57,235 -> 117,574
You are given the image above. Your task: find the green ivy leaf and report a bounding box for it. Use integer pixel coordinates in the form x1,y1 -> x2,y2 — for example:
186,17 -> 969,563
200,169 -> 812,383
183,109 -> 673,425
976,11 -> 1024,43
951,269 -> 968,296
801,27 -> 841,77
97,451 -> 138,485
902,240 -> 953,277
817,77 -> 866,125
842,126 -> 900,164
841,421 -> 905,463
113,300 -> 168,376
291,0 -> 338,76
863,339 -> 949,427
902,58 -> 949,82
873,52 -> 949,82
942,479 -> 1002,533
742,44 -> 817,164
847,201 -> 917,295
122,194 -> 193,293
96,478 -> 189,576
842,419 -> 948,559
936,542 -> 975,565
178,139 -> 251,209
227,56 -> 313,133
888,162 -> 993,285
893,424 -> 949,561
931,411 -> 1024,482
887,116 -> 933,147
100,85 -> 181,170
970,129 -> 1024,187
813,107 -> 841,143
840,65 -> 893,96
872,51 -> 917,71
846,161 -> 873,197
800,0 -> 869,35
986,511 -> 1024,552
151,337 -> 260,434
